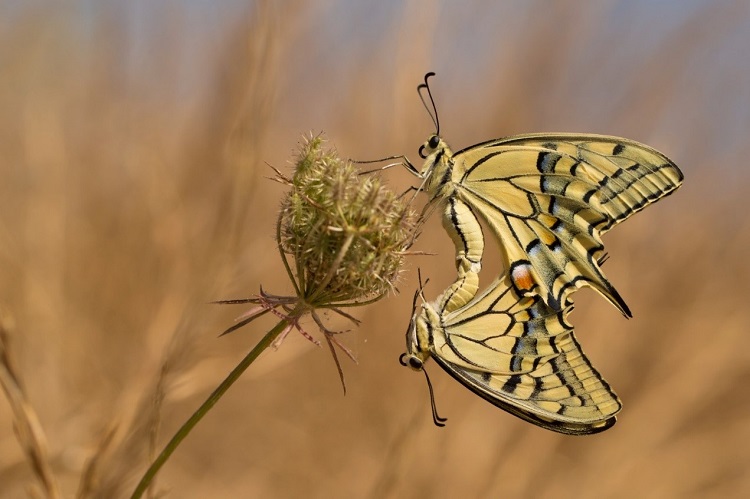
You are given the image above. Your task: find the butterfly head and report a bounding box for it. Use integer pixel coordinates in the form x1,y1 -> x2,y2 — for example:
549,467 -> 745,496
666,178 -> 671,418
415,73 -> 453,178
419,134 -> 442,158
400,283 -> 434,370
401,310 -> 430,371
417,134 -> 453,179
400,292 -> 449,426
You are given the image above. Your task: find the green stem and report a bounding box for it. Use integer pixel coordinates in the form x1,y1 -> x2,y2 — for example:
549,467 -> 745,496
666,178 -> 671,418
130,316 -> 294,499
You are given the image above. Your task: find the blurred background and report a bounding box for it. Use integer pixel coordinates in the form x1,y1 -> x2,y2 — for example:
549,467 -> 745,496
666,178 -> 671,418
1,1 -> 749,497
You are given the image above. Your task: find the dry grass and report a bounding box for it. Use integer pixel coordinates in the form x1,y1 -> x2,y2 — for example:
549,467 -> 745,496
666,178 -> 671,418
1,1 -> 749,497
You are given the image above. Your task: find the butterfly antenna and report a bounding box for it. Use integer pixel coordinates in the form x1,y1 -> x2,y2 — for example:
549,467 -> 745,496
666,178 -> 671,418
422,368 -> 447,427
399,352 -> 448,427
417,72 -> 440,135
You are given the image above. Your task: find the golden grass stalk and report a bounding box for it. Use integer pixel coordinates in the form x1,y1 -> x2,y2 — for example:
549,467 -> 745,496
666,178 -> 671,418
0,309 -> 62,499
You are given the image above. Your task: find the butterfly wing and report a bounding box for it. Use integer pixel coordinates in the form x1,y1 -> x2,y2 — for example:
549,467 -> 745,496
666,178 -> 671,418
428,272 -> 622,435
451,133 -> 683,316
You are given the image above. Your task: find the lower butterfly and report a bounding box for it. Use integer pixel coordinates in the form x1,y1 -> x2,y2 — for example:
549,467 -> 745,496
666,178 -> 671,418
401,269 -> 621,435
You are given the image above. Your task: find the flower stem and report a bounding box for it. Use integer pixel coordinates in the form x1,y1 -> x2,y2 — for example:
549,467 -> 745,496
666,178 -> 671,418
130,316 -> 295,499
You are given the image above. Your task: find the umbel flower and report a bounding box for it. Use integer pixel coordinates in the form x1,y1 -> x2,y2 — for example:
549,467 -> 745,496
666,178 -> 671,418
131,134 -> 416,498
280,134 -> 412,305
218,133 -> 416,385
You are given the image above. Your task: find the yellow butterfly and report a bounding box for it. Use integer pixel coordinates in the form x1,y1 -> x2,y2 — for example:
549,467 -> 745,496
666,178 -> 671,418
401,270 -> 621,435
398,73 -> 682,432
404,73 -> 684,317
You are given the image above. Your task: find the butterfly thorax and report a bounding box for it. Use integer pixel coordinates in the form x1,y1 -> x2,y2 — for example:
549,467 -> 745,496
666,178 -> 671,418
420,136 -> 457,200
403,304 -> 441,369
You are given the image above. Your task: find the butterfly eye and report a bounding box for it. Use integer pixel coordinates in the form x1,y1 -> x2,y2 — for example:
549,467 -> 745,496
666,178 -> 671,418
399,353 -> 423,371
419,135 -> 441,159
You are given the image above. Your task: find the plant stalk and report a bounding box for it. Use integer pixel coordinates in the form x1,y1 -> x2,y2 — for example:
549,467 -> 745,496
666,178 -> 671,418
130,316 -> 295,498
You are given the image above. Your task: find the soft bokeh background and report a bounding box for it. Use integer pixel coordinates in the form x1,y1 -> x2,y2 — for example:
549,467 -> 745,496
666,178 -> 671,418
1,1 -> 749,497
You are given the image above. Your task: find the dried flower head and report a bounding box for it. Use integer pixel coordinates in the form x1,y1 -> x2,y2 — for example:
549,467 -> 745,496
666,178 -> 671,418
279,134 -> 413,305
217,133 -> 416,389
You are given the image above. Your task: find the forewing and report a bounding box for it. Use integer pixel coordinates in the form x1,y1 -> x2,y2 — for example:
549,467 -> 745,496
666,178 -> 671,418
431,274 -> 621,434
453,133 -> 683,315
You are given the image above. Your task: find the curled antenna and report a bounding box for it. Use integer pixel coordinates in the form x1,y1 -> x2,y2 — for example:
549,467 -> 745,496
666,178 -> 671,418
417,72 -> 440,135
423,367 -> 447,427
398,354 -> 448,428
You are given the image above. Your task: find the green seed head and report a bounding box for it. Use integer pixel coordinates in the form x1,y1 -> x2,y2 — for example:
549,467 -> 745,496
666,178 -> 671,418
278,134 -> 415,306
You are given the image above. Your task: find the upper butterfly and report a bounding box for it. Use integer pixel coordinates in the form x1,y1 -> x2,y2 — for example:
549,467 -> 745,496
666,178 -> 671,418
404,72 -> 684,317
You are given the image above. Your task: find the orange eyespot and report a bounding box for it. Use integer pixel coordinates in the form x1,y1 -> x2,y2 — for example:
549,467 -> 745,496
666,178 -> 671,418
511,263 -> 536,293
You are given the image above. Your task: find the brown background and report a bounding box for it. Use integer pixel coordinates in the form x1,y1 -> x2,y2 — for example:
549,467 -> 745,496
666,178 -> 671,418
1,1 -> 749,497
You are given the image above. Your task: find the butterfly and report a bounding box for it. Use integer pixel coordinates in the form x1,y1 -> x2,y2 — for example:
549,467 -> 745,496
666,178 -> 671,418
397,72 -> 682,432
401,270 -> 622,435
403,72 -> 684,317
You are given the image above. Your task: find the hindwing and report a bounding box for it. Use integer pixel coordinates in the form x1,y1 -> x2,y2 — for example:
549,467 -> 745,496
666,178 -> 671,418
425,272 -> 622,435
